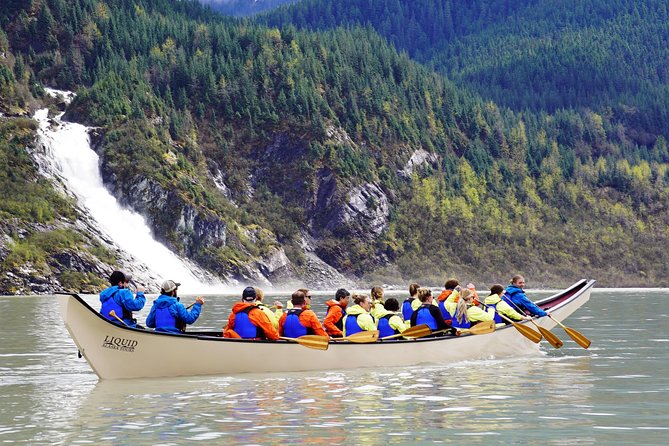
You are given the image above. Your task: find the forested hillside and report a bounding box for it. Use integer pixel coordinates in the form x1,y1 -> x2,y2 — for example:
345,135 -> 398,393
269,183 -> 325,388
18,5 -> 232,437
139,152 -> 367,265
1,0 -> 669,292
198,0 -> 297,17
263,0 -> 669,143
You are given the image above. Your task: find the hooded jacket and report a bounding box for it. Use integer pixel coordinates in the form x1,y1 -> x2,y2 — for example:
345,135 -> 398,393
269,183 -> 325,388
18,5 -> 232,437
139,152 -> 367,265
99,285 -> 145,327
484,294 -> 525,323
224,302 -> 280,340
145,294 -> 202,333
342,304 -> 376,336
323,299 -> 346,337
504,285 -> 547,317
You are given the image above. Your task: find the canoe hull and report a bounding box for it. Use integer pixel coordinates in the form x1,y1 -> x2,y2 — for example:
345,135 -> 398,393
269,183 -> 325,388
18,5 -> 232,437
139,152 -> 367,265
58,279 -> 595,379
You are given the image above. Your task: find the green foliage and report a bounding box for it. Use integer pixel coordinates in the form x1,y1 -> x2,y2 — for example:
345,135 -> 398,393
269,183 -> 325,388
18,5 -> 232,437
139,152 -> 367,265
59,271 -> 107,292
3,229 -> 82,270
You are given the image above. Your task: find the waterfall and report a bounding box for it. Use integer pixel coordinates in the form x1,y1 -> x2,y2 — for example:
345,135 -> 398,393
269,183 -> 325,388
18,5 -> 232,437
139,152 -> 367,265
33,90 -> 227,294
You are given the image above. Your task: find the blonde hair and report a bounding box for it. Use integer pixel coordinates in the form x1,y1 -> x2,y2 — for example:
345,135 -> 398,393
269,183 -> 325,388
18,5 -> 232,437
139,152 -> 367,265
409,283 -> 420,297
417,287 -> 432,303
254,287 -> 265,302
454,289 -> 474,325
353,294 -> 370,306
371,286 -> 384,302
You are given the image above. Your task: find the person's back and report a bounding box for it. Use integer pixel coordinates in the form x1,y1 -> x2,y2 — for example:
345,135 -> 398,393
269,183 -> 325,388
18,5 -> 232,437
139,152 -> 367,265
99,270 -> 145,328
410,288 -> 449,333
402,283 -> 420,322
343,294 -> 376,336
377,298 -> 405,338
224,287 -> 280,340
146,280 -> 204,333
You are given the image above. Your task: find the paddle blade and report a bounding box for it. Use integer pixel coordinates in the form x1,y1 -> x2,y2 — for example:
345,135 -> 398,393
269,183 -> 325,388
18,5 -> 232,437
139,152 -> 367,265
280,336 -> 329,351
382,324 -> 432,340
512,321 -> 542,343
469,320 -> 495,335
563,326 -> 591,349
343,330 -> 379,343
536,326 -> 563,349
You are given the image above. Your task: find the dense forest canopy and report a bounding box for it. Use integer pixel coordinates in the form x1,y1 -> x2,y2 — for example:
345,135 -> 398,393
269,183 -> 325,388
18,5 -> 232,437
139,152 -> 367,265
1,0 -> 669,289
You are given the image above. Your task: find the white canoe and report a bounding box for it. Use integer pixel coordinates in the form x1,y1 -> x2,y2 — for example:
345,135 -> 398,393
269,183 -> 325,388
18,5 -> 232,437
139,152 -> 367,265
58,279 -> 595,379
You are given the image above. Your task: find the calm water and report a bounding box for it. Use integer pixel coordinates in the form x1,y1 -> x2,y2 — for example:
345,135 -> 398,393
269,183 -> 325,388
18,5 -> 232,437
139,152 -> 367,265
1,288 -> 668,445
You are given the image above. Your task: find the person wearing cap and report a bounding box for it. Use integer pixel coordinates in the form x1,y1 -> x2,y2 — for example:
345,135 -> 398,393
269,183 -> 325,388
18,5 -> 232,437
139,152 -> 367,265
278,290 -> 327,338
99,270 -> 146,328
323,288 -> 350,338
223,287 -> 280,340
145,280 -> 205,333
504,275 -> 547,317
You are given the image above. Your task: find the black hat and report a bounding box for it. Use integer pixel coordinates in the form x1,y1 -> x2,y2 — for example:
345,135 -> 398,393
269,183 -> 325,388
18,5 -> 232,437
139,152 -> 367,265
109,270 -> 130,285
242,286 -> 257,301
335,288 -> 350,301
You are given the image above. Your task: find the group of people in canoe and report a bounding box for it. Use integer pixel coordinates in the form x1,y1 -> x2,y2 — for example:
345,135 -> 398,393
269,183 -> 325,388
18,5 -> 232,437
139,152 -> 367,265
99,270 -> 548,340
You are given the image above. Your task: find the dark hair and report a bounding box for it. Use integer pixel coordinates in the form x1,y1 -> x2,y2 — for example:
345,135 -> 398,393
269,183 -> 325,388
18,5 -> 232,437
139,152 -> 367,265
490,284 -> 505,296
384,298 -> 400,312
444,279 -> 459,290
291,290 -> 306,306
335,288 -> 350,301
409,283 -> 420,297
109,270 -> 127,285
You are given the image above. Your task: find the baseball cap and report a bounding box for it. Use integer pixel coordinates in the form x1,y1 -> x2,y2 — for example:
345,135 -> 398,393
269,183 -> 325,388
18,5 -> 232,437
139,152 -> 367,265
242,286 -> 256,301
161,279 -> 181,293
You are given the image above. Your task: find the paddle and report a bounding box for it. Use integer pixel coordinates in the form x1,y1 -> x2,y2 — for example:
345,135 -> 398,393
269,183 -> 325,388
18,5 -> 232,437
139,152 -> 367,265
479,302 -> 542,344
280,335 -> 330,351
530,320 -> 563,348
548,315 -> 591,349
455,319 -> 496,336
380,324 -> 431,340
339,330 -> 380,343
108,310 -> 128,326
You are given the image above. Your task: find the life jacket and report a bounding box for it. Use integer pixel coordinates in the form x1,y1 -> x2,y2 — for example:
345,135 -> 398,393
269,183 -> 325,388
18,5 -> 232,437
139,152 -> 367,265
155,304 -> 178,332
438,300 -> 452,322
284,309 -> 314,338
345,313 -> 363,336
415,305 -> 438,330
451,309 -> 471,329
402,297 -> 415,320
100,290 -> 130,323
235,306 -> 263,339
325,303 -> 344,330
378,314 -> 398,338
485,302 -> 504,324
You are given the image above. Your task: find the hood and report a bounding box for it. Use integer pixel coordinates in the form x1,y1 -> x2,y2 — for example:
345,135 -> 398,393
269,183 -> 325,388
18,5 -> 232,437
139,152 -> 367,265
326,299 -> 346,309
99,285 -> 120,302
484,294 -> 502,305
152,294 -> 178,309
437,290 -> 452,302
506,285 -> 523,294
231,302 -> 255,313
346,304 -> 368,316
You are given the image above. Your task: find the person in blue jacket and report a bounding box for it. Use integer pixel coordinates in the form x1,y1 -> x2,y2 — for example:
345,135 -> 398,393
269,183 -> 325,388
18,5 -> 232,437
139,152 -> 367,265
504,275 -> 547,317
146,280 -> 205,333
99,270 -> 146,327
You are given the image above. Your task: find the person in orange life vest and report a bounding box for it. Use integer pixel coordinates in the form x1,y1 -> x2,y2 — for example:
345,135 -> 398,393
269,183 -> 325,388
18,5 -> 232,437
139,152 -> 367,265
223,287 -> 280,340
436,278 -> 460,324
410,288 -> 450,334
279,290 -> 328,338
324,288 -> 350,338
466,282 -> 480,306
254,287 -> 284,329
401,282 -> 420,322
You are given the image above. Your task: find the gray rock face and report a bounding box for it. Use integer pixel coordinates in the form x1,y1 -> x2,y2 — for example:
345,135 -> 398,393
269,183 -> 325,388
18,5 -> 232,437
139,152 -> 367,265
399,148 -> 440,178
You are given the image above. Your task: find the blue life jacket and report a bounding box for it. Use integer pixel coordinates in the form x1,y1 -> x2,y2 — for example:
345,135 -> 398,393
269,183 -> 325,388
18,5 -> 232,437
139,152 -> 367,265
402,298 -> 415,320
284,309 -> 313,338
155,304 -> 178,332
451,310 -> 471,329
345,314 -> 362,336
100,290 -> 127,324
235,306 -> 262,339
438,300 -> 452,321
378,314 -> 398,338
486,302 -> 503,324
415,305 -> 438,330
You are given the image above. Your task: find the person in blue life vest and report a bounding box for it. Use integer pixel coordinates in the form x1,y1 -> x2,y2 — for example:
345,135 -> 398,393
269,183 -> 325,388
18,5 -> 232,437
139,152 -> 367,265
401,283 -> 420,322
99,270 -> 146,328
504,275 -> 547,317
376,298 -> 406,338
343,294 -> 376,336
410,288 -> 450,335
484,284 -> 530,324
145,280 -> 205,333
451,288 -> 494,330
278,290 -> 328,338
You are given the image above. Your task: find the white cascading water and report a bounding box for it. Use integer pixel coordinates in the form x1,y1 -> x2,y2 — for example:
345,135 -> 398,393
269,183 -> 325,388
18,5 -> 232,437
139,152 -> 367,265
33,90 -> 227,294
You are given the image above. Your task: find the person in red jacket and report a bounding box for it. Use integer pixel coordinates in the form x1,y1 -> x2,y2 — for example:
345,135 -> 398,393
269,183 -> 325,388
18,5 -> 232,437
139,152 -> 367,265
323,288 -> 350,338
223,287 -> 280,340
279,290 -> 328,338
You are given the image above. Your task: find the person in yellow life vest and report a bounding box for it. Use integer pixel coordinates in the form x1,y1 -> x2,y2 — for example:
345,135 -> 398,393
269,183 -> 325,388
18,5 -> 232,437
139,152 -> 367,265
451,289 -> 494,330
254,287 -> 284,329
376,298 -> 406,338
484,284 -> 531,325
343,294 -> 376,336
370,286 -> 385,320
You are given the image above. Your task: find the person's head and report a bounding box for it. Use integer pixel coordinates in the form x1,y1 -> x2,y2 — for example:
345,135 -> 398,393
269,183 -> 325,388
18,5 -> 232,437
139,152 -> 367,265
460,288 -> 475,302
291,290 -> 307,308
254,287 -> 265,302
384,297 -> 400,312
242,286 -> 256,302
490,284 -> 505,296
417,287 -> 433,303
161,279 -> 181,297
353,294 -> 372,312
298,288 -> 312,308
444,279 -> 459,290
511,275 -> 526,289
109,270 -> 131,287
409,283 -> 420,297
335,288 -> 350,306
371,286 -> 384,302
